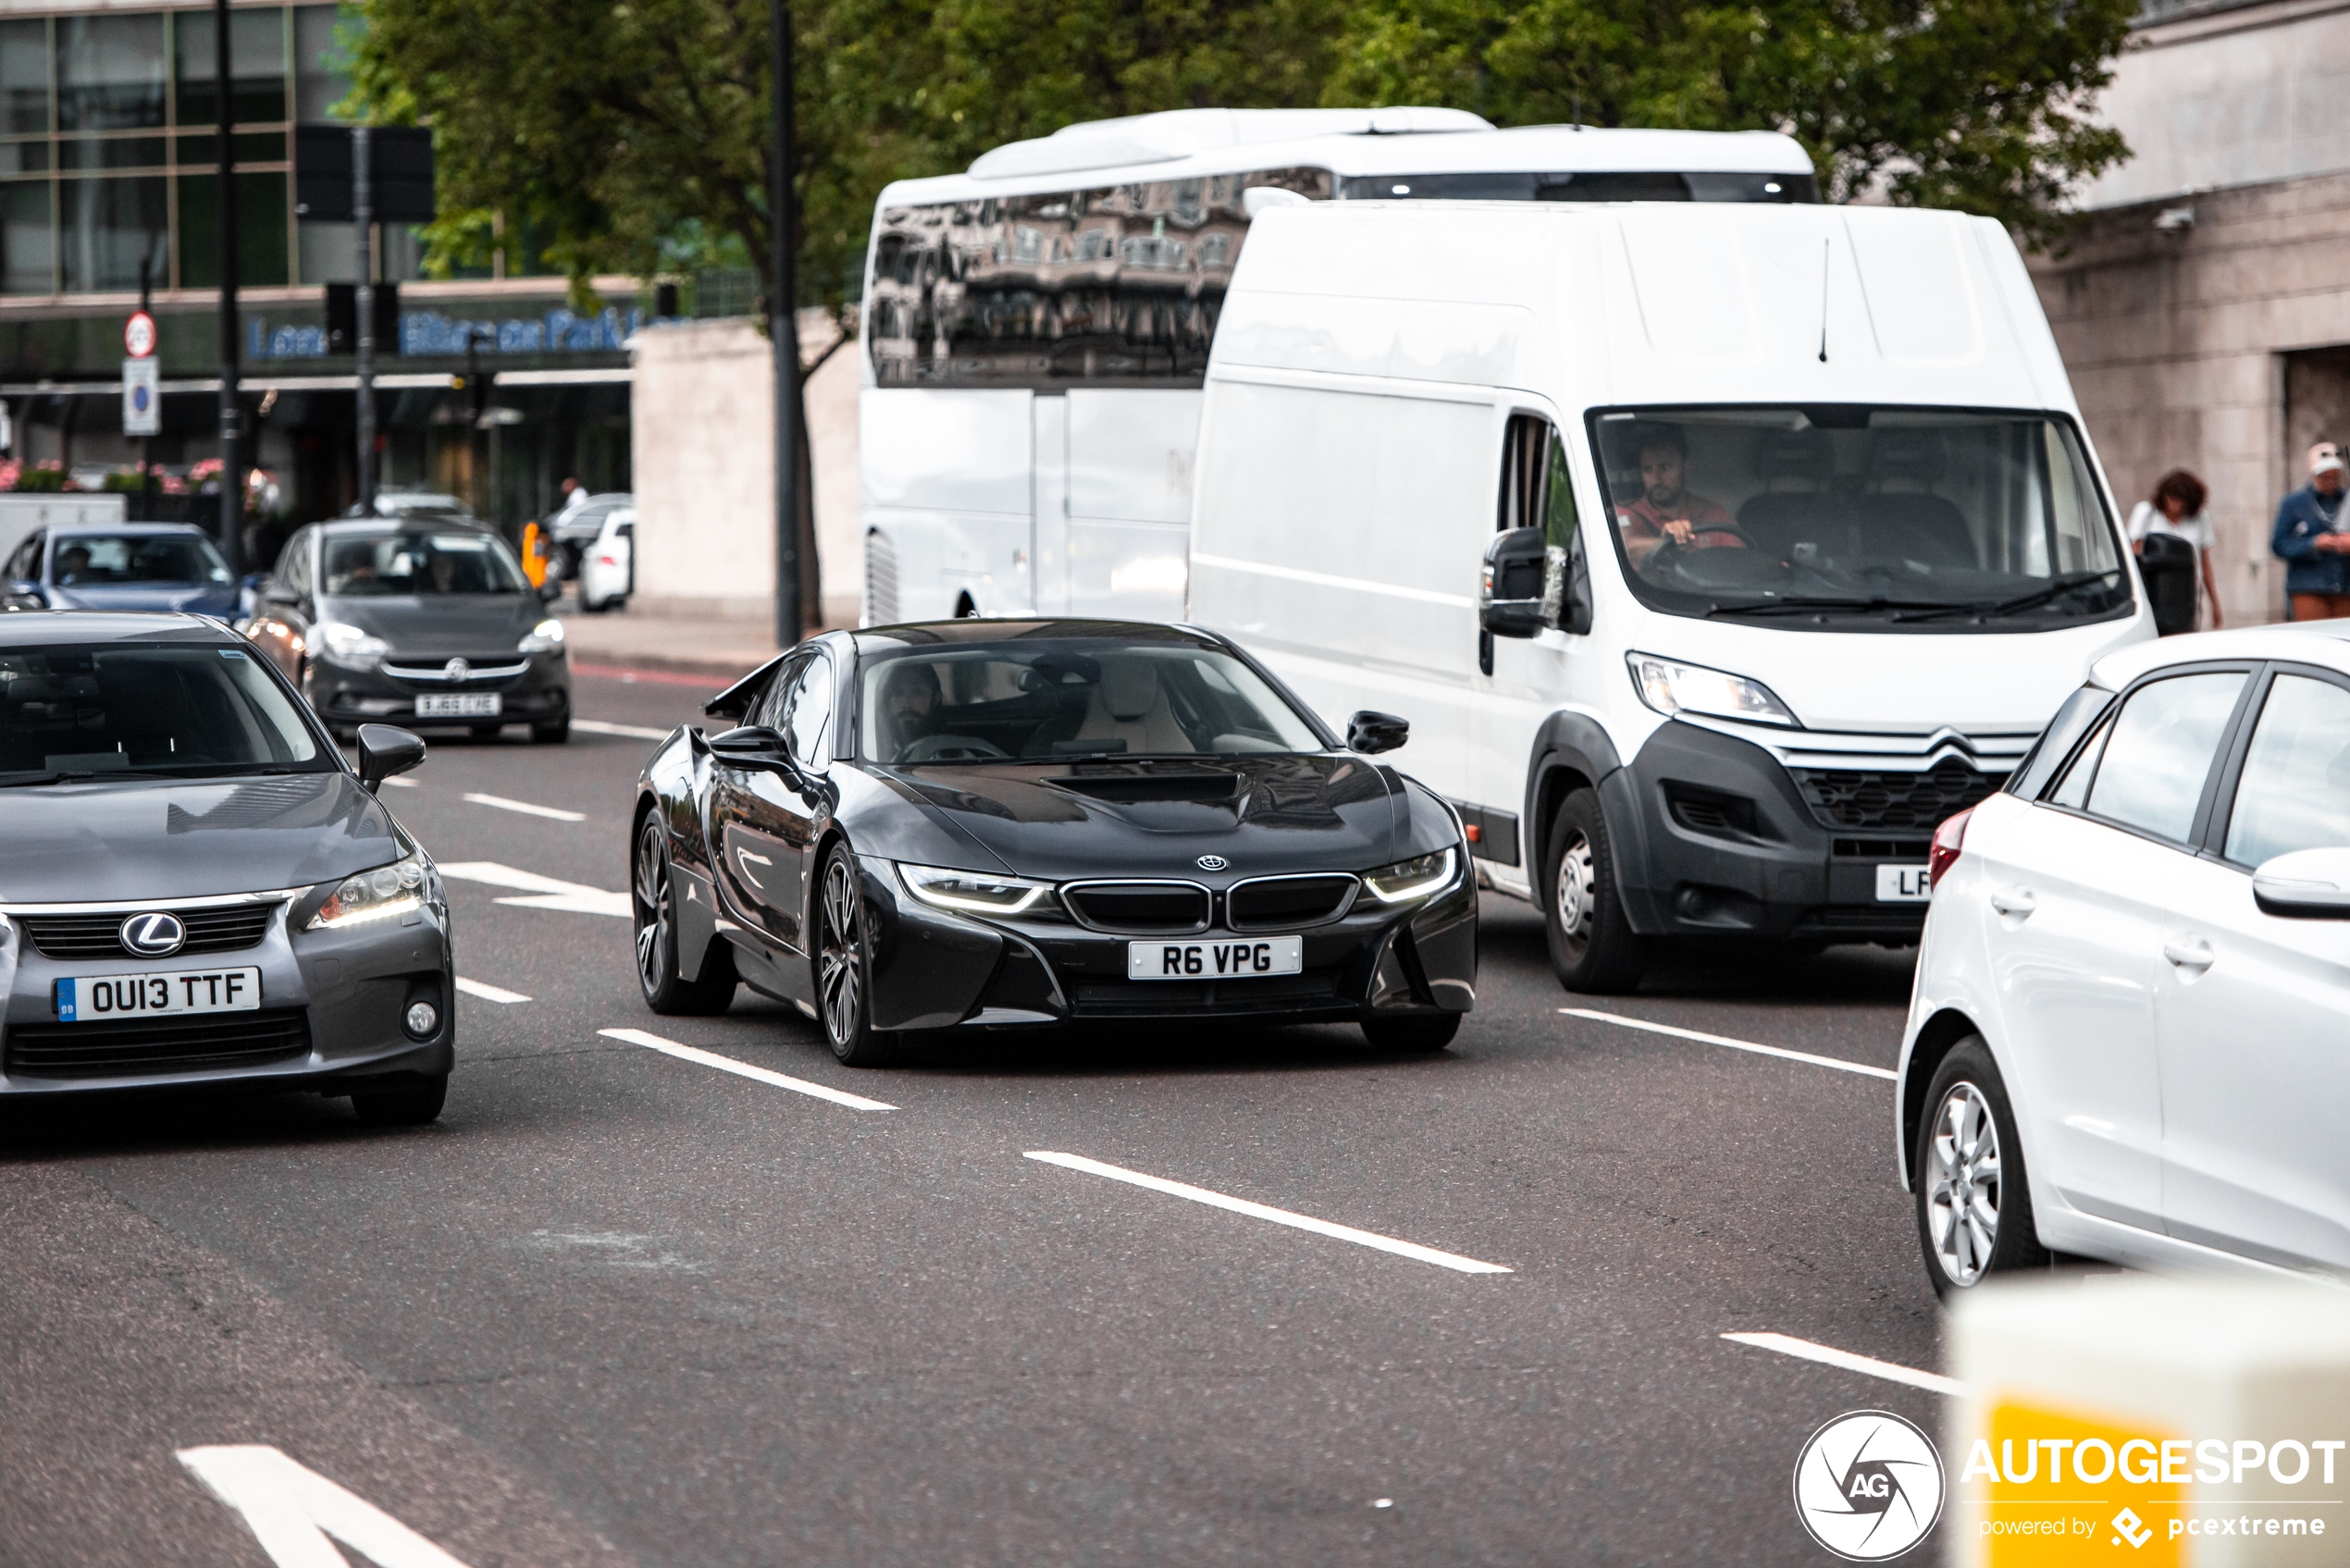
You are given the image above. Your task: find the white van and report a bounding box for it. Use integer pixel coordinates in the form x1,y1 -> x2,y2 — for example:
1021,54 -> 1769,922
1186,200 -> 2155,991
857,110 -> 1818,626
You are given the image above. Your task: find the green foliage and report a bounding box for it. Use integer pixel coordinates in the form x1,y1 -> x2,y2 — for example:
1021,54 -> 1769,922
1321,0 -> 2137,243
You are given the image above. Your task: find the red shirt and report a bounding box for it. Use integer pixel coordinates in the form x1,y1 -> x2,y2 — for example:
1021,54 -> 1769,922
1616,493 -> 1740,548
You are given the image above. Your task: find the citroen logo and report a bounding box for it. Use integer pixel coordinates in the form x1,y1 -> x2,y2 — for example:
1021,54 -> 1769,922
1195,855 -> 1230,872
441,658 -> 470,682
119,911 -> 186,958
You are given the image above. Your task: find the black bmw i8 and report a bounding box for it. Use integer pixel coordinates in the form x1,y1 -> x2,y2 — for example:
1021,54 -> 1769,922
629,619 -> 1476,1064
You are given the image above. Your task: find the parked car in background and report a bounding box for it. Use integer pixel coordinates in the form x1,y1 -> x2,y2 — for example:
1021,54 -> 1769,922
549,491 -> 632,581
0,611 -> 450,1124
245,519 -> 572,744
629,619 -> 1476,1065
346,490 -> 472,522
2,522 -> 240,617
575,505 -> 635,613
1899,623 -> 2350,1293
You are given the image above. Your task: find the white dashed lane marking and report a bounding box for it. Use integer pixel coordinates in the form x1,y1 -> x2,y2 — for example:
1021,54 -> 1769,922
571,719 -> 677,741
436,862 -> 629,918
599,1027 -> 898,1111
462,792 -> 587,822
1721,1332 -> 1963,1397
1559,1008 -> 1898,1080
454,977 -> 530,1004
1024,1151 -> 1513,1276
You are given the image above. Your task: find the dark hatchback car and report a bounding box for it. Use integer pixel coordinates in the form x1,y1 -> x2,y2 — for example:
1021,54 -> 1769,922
2,523 -> 241,617
0,611 -> 450,1122
245,519 -> 571,743
630,619 -> 1477,1065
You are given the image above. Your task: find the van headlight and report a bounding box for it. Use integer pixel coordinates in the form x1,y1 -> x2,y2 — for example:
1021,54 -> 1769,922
1362,847 -> 1457,904
306,853 -> 428,929
519,619 -> 565,654
316,620 -> 392,669
1626,652 -> 1798,727
897,862 -> 1051,915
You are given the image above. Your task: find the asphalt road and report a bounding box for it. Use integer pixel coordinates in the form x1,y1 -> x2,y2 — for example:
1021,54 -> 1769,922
0,669 -> 1954,1567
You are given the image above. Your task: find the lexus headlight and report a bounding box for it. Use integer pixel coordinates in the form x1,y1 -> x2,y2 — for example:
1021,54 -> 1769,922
316,620 -> 392,668
897,862 -> 1051,915
1626,652 -> 1798,727
307,853 -> 428,930
519,618 -> 565,655
1362,846 -> 1457,904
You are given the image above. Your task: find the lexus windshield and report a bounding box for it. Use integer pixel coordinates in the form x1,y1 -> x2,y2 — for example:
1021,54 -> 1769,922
0,645 -> 329,783
860,641 -> 1324,765
1589,407 -> 2132,628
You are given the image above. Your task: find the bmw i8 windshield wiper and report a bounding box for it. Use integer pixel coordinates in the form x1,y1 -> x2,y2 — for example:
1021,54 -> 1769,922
1890,569 -> 2124,623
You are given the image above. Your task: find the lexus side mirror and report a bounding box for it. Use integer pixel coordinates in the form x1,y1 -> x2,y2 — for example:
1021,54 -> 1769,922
1347,710 -> 1410,755
355,723 -> 427,793
1480,525 -> 1547,639
2252,847 -> 2350,918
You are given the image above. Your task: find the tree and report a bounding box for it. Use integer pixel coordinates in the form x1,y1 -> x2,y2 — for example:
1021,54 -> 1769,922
1320,0 -> 2137,243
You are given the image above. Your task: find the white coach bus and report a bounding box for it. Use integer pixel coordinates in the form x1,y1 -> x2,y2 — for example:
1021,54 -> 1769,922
856,109 -> 1819,625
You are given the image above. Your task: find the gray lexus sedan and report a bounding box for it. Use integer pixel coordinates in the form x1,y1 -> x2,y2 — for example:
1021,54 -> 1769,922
0,612 -> 452,1122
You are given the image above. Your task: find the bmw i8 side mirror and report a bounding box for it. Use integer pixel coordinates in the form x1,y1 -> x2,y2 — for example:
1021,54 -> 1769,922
2252,847 -> 2350,918
356,723 -> 427,793
1347,710 -> 1410,755
709,725 -> 803,779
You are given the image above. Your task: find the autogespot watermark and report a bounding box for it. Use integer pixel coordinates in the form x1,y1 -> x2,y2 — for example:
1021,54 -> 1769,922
1794,1410 -> 1947,1561
1960,1426 -> 2344,1549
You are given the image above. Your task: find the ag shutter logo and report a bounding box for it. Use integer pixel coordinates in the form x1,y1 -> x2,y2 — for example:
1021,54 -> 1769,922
1794,1410 -> 1947,1561
119,911 -> 187,958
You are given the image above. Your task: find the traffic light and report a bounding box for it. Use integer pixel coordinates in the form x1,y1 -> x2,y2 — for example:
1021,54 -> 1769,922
324,282 -> 400,357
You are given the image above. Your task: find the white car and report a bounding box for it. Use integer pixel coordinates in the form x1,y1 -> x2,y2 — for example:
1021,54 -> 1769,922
1899,623 -> 2350,1295
576,505 -> 634,613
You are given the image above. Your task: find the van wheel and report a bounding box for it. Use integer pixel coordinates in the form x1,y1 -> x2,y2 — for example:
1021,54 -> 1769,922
1543,789 -> 1649,994
1915,1038 -> 2047,1298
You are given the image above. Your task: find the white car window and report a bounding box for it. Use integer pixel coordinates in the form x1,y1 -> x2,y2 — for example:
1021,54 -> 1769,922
2080,672 -> 2245,842
2222,673 -> 2350,865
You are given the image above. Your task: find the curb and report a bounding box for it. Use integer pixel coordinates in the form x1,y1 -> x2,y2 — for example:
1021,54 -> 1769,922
571,653 -> 773,685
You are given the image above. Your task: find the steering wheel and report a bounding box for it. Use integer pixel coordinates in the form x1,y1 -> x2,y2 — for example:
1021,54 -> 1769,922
897,733 -> 1009,763
1652,520 -> 1756,557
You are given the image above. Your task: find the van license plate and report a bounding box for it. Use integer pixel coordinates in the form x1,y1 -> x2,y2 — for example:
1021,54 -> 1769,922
1875,865 -> 1932,902
1128,936 -> 1303,981
56,966 -> 262,1021
416,693 -> 501,718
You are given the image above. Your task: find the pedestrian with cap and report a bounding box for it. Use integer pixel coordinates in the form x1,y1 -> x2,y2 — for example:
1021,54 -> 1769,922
2272,442 -> 2350,621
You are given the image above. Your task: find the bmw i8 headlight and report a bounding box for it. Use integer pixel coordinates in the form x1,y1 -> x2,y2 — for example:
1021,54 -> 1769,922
307,853 -> 428,930
1362,846 -> 1457,904
1626,652 -> 1798,727
518,618 -> 565,655
315,620 -> 392,669
897,862 -> 1052,916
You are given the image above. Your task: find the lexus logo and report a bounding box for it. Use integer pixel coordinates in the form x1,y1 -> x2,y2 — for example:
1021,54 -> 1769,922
441,658 -> 470,682
119,911 -> 186,957
1195,855 -> 1230,872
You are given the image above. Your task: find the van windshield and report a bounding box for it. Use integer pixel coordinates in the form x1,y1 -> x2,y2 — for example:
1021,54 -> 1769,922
1589,407 -> 2132,629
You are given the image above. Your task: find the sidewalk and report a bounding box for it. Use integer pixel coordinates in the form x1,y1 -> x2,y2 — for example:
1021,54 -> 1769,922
557,596 -> 783,685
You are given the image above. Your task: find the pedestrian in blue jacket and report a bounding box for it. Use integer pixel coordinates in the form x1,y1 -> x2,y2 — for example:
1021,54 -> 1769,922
2272,442 -> 2350,621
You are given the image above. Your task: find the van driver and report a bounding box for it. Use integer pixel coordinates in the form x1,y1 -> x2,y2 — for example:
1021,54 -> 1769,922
1615,426 -> 1741,568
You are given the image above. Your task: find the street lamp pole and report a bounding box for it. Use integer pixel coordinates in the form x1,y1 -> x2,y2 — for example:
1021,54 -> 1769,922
211,0 -> 243,576
769,0 -> 800,648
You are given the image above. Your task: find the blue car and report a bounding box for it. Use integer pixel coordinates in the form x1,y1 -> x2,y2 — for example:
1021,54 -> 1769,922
3,523 -> 241,616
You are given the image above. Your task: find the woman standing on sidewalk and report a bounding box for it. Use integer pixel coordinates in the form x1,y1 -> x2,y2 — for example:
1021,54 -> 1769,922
2128,468 -> 2222,631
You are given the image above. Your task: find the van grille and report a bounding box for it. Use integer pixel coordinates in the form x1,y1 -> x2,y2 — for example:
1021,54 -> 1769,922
1790,762 -> 2002,832
19,904 -> 278,961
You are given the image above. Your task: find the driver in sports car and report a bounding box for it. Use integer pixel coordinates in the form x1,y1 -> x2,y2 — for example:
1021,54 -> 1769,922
1616,425 -> 1742,569
881,661 -> 945,752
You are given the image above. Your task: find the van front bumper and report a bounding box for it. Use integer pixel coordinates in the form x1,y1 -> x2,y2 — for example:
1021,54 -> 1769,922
1604,720 -> 1999,945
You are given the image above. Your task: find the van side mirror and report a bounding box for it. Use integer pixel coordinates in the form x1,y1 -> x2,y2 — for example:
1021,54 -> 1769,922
1480,526 -> 1546,638
1346,710 -> 1409,755
355,724 -> 427,792
2252,847 -> 2350,918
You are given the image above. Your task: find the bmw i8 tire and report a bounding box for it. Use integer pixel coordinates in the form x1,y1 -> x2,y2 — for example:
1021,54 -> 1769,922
814,841 -> 897,1067
1361,1014 -> 1460,1051
1544,789 -> 1649,994
1914,1037 -> 2047,1298
633,814 -> 737,1015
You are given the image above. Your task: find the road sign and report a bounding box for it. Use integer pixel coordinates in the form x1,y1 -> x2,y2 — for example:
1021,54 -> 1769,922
293,124 -> 436,224
123,309 -> 156,359
122,357 -> 160,437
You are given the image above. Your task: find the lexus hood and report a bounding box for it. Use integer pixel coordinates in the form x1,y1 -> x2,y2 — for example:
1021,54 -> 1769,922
0,772 -> 405,905
879,755 -> 1411,881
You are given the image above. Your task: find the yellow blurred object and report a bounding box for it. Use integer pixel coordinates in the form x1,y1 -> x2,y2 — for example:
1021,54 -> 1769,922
519,520 -> 548,587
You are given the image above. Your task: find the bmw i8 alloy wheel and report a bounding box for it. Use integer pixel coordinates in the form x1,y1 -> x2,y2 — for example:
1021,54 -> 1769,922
816,844 -> 896,1066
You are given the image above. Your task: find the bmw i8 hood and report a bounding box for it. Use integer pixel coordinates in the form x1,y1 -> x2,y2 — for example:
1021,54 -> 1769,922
880,755 -> 1413,881
0,772 -> 404,904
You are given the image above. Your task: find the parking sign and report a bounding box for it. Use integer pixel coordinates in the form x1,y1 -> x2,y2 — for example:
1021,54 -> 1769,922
122,356 -> 160,436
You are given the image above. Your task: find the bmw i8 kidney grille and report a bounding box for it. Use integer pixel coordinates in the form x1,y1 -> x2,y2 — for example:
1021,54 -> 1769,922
1061,882 -> 1211,933
19,904 -> 278,960
5,1007 -> 310,1079
1226,874 -> 1357,931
